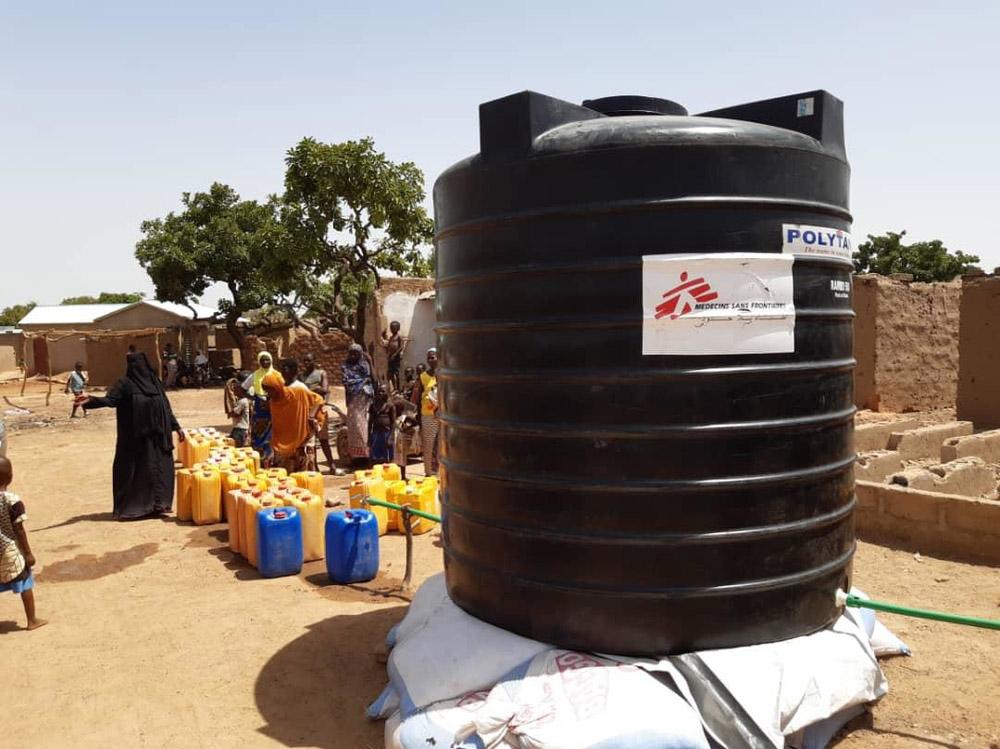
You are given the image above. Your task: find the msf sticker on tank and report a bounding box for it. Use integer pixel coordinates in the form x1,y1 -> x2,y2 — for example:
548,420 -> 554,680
642,253 -> 795,356
782,224 -> 853,262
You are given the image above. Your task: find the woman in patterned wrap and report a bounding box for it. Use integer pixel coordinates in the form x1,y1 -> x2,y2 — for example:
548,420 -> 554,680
340,343 -> 374,467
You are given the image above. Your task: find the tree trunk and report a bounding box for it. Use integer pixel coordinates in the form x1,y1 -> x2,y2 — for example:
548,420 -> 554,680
226,313 -> 249,369
354,288 -> 369,346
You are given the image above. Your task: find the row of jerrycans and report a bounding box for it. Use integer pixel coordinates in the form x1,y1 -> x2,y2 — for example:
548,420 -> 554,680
227,486 -> 327,569
348,465 -> 439,536
177,428 -> 231,469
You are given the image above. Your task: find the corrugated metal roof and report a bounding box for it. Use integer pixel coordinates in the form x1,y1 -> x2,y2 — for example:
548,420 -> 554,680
19,301 -> 218,326
93,300 -> 218,322
19,304 -> 126,325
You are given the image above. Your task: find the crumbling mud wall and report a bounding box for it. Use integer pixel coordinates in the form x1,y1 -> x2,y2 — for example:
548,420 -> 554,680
853,275 -> 961,412
957,273 -> 1000,429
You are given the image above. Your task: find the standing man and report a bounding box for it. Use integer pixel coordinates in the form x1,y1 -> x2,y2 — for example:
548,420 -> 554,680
301,353 -> 337,472
381,321 -> 406,393
65,361 -> 88,419
162,343 -> 179,389
193,349 -> 210,387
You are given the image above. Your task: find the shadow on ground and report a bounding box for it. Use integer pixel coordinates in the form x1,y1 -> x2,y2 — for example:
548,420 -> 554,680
833,712 -> 963,748
33,511 -> 115,531
255,606 -> 407,748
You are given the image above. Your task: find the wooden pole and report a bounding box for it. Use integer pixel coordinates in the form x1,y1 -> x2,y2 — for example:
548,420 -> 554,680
45,336 -> 53,407
401,507 -> 414,592
154,331 -> 162,381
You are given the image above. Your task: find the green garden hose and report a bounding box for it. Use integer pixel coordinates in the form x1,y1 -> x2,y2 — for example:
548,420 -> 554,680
363,496 -> 442,524
837,590 -> 1000,631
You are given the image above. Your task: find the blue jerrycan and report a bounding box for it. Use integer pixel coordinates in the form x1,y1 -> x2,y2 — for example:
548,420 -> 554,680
257,506 -> 304,578
325,509 -> 379,583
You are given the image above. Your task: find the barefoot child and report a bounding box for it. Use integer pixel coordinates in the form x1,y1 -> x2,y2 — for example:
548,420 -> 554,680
0,456 -> 47,630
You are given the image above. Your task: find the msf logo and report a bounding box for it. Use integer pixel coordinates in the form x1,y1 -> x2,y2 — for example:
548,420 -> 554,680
655,271 -> 718,320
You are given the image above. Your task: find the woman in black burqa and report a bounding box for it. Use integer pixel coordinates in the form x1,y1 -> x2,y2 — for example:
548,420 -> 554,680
82,352 -> 185,519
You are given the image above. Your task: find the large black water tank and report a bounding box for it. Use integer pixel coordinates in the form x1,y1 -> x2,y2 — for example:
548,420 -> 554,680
434,90 -> 855,655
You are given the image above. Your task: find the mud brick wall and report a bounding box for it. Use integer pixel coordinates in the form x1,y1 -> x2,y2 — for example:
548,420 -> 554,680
853,275 -> 961,412
287,330 -> 354,377
957,274 -> 1000,429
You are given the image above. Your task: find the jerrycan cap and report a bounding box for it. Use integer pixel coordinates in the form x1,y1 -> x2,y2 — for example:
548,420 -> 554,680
274,510 -> 288,520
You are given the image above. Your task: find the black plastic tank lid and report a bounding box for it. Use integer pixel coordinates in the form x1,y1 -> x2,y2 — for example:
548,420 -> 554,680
582,95 -> 688,116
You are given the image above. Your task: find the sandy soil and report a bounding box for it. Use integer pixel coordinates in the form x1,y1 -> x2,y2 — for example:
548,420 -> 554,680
2,384 -> 998,748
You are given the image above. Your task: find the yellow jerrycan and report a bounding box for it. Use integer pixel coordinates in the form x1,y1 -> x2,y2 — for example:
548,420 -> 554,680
387,479 -> 415,533
225,490 -> 244,554
192,469 -> 223,525
291,470 -> 325,499
286,493 -> 327,561
349,478 -> 388,535
374,463 -> 402,482
175,468 -> 194,522
404,481 -> 439,535
243,491 -> 277,568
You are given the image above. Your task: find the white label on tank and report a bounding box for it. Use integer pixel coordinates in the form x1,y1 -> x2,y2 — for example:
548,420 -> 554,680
782,224 -> 852,261
642,253 -> 795,356
797,97 -> 815,117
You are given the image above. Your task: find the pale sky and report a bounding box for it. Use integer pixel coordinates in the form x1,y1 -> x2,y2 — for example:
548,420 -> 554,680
2,1 -> 998,310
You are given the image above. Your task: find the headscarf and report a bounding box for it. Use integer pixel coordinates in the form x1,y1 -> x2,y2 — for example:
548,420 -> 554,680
250,351 -> 276,397
125,352 -> 175,452
261,370 -> 323,457
341,343 -> 373,399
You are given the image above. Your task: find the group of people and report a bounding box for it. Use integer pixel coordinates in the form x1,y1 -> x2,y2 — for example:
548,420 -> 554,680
226,352 -> 331,473
226,330 -> 440,481
1,327 -> 440,630
343,336 -> 440,479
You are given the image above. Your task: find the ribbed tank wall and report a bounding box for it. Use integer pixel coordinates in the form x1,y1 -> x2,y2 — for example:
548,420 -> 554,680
434,90 -> 855,655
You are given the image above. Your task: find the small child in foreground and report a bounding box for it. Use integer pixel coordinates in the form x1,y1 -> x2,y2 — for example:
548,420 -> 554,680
0,456 -> 47,630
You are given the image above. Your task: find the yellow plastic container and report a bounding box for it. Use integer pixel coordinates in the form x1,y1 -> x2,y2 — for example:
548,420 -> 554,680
375,463 -> 402,482
386,480 -> 411,533
186,439 -> 212,468
291,471 -> 325,499
264,467 -> 288,481
175,468 -> 194,522
225,489 -> 244,554
192,469 -> 223,525
349,477 -> 389,535
243,492 -> 272,568
404,481 -> 439,535
286,493 -> 327,562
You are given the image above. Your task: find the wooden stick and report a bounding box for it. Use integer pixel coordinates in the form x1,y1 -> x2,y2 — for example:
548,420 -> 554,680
401,507 -> 414,592
45,336 -> 53,407
154,331 -> 162,382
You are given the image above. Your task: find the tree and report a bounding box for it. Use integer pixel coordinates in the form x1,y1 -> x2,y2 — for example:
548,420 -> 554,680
282,137 -> 433,342
853,231 -> 980,282
61,291 -> 146,305
135,183 -> 293,357
0,302 -> 35,326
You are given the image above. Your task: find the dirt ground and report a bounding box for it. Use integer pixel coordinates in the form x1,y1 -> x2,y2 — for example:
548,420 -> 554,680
2,383 -> 998,748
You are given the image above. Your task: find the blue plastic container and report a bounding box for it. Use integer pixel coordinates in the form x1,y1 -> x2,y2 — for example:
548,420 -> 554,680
257,506 -> 303,578
326,509 -> 379,583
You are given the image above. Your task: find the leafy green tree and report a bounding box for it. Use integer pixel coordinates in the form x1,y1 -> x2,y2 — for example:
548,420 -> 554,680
61,291 -> 146,305
853,231 -> 980,282
282,137 -> 433,342
0,302 -> 35,326
135,183 -> 292,357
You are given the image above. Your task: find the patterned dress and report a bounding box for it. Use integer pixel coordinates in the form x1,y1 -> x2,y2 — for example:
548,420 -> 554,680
0,491 -> 31,593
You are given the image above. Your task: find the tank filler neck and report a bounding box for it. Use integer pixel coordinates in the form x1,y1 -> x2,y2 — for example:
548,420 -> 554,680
582,96 -> 688,117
